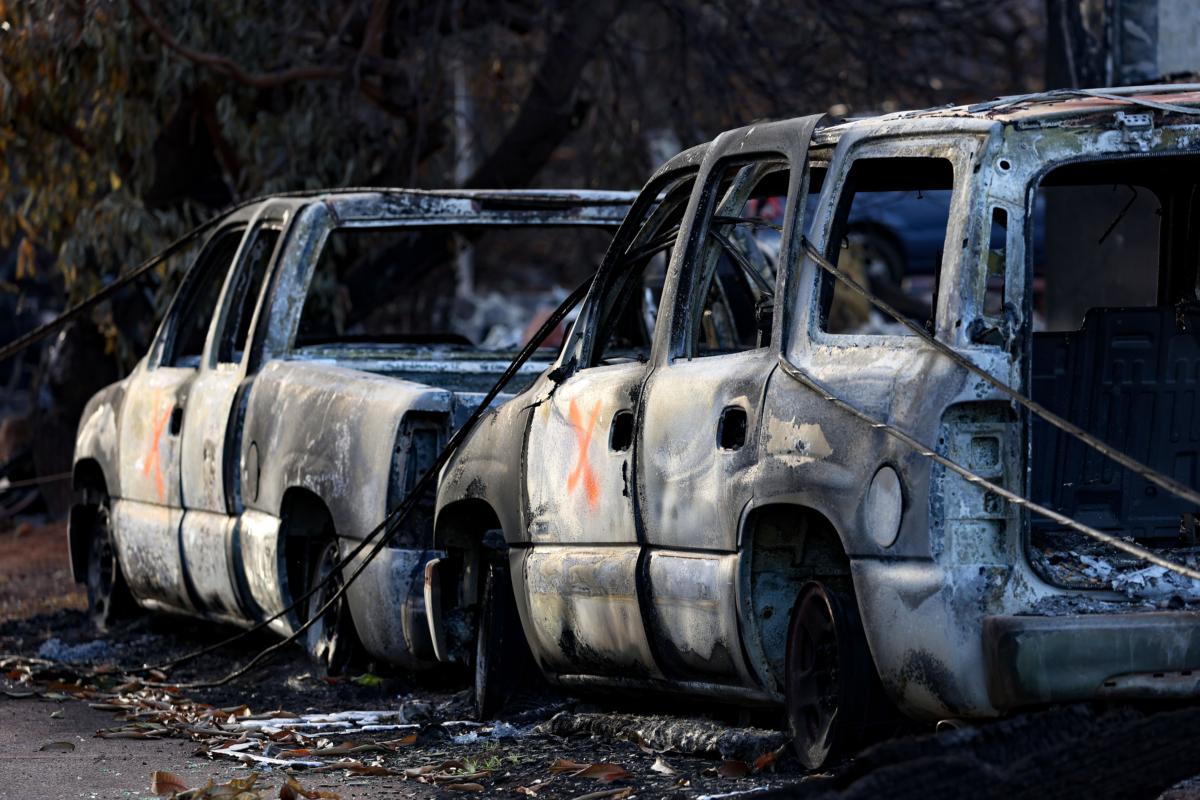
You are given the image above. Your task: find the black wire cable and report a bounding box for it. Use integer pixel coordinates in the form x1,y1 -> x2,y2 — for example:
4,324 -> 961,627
0,217 -> 231,364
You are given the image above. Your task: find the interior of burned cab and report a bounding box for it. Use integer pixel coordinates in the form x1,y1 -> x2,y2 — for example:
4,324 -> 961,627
294,224 -> 612,350
1027,154 -> 1200,585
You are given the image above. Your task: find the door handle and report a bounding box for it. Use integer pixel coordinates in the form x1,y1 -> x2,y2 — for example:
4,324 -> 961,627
610,410 -> 634,452
718,406 -> 747,450
169,406 -> 184,436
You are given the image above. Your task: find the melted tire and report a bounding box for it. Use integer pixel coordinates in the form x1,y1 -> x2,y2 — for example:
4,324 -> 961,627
85,500 -> 135,632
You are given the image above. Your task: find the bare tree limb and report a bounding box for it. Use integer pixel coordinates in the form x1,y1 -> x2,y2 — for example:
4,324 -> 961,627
130,0 -> 345,88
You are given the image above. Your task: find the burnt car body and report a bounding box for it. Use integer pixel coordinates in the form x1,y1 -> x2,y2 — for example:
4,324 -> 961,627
431,85 -> 1200,765
68,188 -> 631,671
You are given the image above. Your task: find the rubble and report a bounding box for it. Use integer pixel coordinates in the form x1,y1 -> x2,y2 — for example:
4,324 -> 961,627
541,711 -> 789,762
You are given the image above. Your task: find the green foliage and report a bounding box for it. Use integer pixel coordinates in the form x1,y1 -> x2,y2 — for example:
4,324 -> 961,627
0,0 -> 1043,370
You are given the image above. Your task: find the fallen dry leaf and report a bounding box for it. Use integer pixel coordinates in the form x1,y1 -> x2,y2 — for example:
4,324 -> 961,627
315,760 -> 398,776
380,732 -> 417,748
753,746 -> 782,772
717,759 -> 752,778
568,789 -> 632,800
650,756 -> 678,776
38,740 -> 75,752
150,770 -> 189,796
549,759 -> 630,783
280,774 -> 342,799
445,783 -> 485,792
572,763 -> 631,783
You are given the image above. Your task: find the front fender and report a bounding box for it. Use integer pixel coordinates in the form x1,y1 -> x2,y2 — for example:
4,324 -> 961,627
73,380 -> 126,498
435,376 -> 543,548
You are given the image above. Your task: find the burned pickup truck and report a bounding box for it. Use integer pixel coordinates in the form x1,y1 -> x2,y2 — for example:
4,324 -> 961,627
431,85 -> 1200,766
69,188 -> 628,673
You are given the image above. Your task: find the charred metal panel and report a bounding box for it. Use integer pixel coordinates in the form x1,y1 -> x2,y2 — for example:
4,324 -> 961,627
110,499 -> 192,612
521,546 -> 663,678
984,610 -> 1200,708
179,510 -> 244,618
116,366 -> 192,508
74,381 -> 126,497
644,552 -> 756,685
237,508 -> 293,637
242,360 -> 450,540
851,558 -> 998,717
524,363 -> 644,545
342,544 -> 438,669
179,367 -> 243,514
639,351 -> 773,552
436,390 -> 539,550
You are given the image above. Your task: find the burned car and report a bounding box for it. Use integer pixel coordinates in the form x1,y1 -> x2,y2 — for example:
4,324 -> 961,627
430,85 -> 1200,766
69,188 -> 629,672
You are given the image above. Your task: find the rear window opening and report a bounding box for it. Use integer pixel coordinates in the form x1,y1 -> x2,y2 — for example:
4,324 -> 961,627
821,157 -> 955,336
294,224 -> 613,352
1026,155 -> 1200,597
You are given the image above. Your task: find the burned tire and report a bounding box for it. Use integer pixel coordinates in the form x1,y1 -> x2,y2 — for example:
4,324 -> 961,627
303,539 -> 360,676
474,559 -> 532,720
785,580 -> 883,770
85,497 -> 135,632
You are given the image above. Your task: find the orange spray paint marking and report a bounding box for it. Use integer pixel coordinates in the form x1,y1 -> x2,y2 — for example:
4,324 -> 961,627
567,399 -> 602,508
143,404 -> 172,503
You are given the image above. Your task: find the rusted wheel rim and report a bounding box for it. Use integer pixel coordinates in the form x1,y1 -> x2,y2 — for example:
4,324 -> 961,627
87,506 -> 116,622
306,543 -> 345,670
786,583 -> 844,769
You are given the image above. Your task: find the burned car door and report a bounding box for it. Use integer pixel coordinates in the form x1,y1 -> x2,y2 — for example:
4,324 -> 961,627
177,213 -> 284,621
636,121 -> 818,686
518,167 -> 698,680
113,224 -> 247,612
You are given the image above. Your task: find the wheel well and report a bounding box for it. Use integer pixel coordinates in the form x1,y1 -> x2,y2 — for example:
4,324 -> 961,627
72,459 -> 107,496
743,504 -> 852,689
68,460 -> 108,583
279,487 -> 336,621
432,499 -> 503,662
434,499 -> 501,552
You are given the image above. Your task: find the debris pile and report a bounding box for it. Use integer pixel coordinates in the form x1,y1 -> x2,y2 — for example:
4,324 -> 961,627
1030,535 -> 1200,608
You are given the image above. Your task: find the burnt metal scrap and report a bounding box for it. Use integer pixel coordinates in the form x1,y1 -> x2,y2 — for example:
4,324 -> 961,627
59,82 -> 1200,774
430,84 -> 1200,769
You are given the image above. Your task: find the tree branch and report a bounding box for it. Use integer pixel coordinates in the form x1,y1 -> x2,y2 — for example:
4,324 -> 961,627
130,0 -> 345,89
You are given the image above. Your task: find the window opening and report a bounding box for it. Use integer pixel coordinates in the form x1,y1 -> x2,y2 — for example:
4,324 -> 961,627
219,228 -> 279,364
822,157 -> 955,335
983,208 -> 1008,318
165,227 -> 244,367
688,162 -> 789,357
296,225 -> 612,352
591,173 -> 697,366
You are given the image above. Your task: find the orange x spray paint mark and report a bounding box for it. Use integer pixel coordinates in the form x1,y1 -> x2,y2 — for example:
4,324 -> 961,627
142,398 -> 172,503
567,398 -> 602,508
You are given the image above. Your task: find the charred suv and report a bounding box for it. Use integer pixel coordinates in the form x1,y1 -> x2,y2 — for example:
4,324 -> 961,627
431,85 -> 1200,766
69,188 -> 628,672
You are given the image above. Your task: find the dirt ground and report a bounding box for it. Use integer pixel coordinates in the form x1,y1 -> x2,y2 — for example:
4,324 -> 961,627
4,523 -> 1200,800
0,520 -> 86,621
